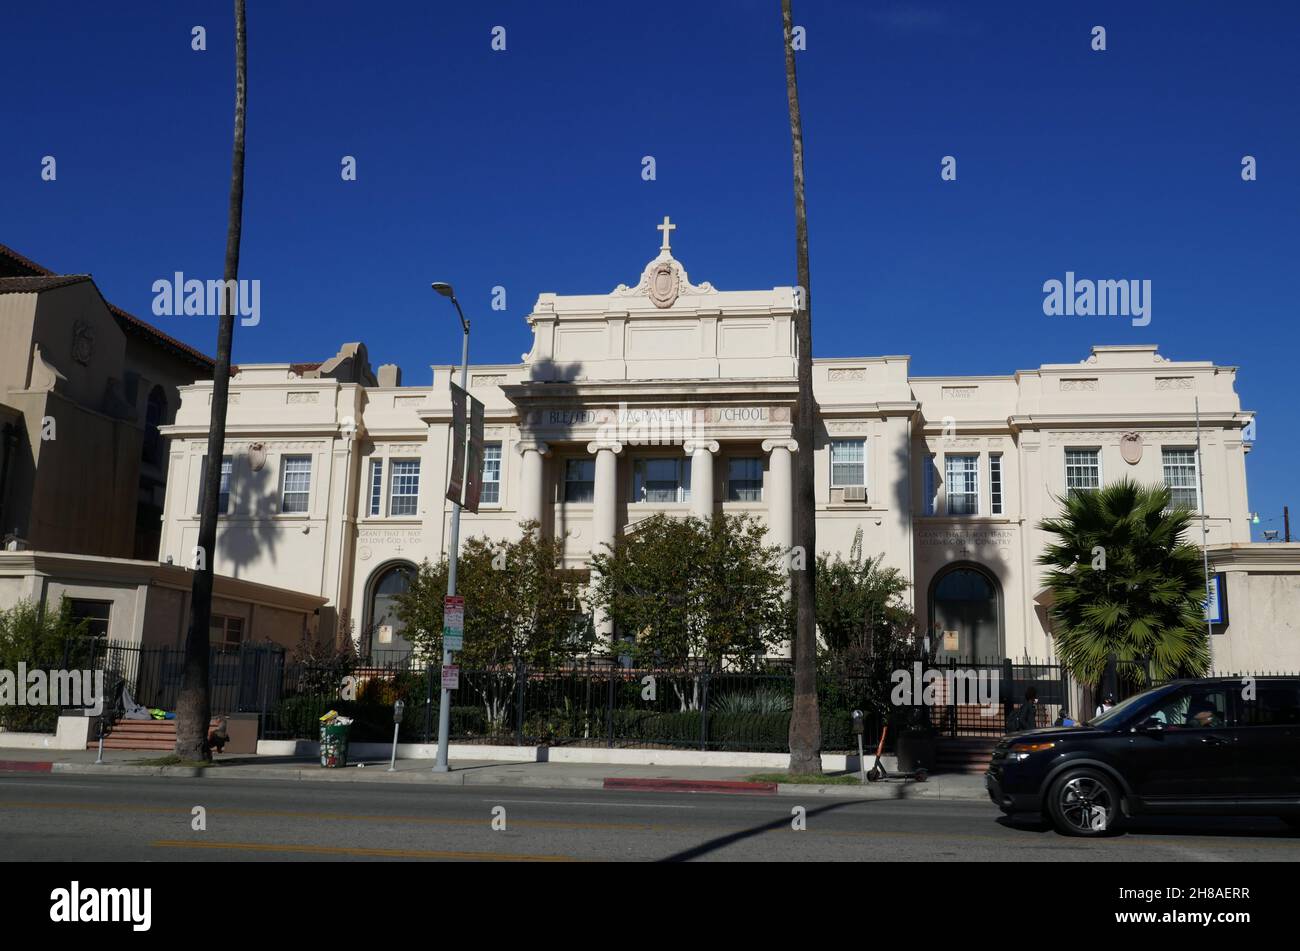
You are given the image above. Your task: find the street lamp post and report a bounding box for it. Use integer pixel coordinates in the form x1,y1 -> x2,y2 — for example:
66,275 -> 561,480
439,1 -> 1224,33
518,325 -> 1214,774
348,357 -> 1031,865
432,281 -> 469,773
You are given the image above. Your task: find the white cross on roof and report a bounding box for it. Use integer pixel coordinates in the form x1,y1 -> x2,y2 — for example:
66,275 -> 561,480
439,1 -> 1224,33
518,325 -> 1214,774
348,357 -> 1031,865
657,215 -> 676,251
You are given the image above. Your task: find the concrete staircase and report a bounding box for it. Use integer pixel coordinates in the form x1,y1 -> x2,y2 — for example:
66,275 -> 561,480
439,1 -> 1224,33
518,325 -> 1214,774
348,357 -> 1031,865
934,737 -> 1000,775
87,718 -> 222,751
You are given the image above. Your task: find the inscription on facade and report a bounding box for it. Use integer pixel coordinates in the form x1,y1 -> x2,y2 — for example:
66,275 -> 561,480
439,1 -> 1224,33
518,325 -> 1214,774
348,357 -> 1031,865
919,529 -> 1014,548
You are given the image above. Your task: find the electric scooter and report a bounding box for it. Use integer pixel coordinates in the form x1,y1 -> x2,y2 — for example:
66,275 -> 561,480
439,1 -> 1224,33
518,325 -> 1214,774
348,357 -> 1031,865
865,725 -> 928,783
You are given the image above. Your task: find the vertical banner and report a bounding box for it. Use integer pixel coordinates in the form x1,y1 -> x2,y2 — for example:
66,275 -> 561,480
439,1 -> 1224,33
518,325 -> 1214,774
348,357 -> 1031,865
446,382 -> 467,506
463,393 -> 485,513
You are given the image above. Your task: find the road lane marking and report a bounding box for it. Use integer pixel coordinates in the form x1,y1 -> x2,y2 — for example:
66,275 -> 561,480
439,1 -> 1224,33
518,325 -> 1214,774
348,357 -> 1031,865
151,840 -> 574,861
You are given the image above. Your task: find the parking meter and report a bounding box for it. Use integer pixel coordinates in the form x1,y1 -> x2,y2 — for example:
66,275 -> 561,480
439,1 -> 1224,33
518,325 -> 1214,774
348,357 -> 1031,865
388,700 -> 405,771
851,710 -> 866,783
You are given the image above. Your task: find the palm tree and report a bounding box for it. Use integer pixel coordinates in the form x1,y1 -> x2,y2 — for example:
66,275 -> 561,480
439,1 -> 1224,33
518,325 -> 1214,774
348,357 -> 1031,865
1038,479 -> 1211,692
781,0 -> 821,775
175,0 -> 247,761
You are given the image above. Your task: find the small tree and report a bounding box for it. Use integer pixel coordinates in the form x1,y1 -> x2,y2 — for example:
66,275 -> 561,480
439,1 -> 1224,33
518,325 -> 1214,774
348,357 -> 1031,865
0,598 -> 90,731
1038,479 -> 1211,690
814,539 -> 919,736
588,514 -> 788,709
394,522 -> 587,729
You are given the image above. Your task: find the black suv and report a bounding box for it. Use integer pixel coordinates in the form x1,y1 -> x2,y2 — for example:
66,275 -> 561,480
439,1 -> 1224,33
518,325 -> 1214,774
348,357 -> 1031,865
986,676 -> 1300,836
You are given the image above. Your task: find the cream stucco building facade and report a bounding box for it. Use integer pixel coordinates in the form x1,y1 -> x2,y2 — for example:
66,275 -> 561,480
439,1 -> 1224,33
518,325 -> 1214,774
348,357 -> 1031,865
157,230 -> 1283,667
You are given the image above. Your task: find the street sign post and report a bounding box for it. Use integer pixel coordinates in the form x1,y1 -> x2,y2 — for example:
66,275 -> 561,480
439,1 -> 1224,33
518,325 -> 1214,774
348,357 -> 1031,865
443,594 -> 464,651
441,665 -> 460,691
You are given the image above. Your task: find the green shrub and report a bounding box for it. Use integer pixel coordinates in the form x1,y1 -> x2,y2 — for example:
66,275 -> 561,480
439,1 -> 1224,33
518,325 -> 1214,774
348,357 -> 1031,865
709,687 -> 792,716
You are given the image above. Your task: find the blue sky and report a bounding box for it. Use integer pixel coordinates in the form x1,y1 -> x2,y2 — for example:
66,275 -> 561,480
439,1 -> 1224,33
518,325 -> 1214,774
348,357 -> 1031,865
3,1 -> 1296,538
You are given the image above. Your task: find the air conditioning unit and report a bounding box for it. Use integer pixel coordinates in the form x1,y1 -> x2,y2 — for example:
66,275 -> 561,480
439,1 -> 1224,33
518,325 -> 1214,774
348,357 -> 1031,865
842,486 -> 867,502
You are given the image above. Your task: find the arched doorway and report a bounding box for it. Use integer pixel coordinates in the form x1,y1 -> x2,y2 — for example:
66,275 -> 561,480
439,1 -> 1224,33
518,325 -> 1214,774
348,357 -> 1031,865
366,562 -> 416,659
929,563 -> 1003,662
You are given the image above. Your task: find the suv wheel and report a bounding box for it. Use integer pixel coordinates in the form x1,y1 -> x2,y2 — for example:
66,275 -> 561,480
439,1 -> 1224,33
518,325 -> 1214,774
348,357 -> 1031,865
1047,769 -> 1120,837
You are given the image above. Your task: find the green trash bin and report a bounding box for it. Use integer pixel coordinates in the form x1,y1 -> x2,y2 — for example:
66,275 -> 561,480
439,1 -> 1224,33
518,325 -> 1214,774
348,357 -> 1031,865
320,721 -> 351,768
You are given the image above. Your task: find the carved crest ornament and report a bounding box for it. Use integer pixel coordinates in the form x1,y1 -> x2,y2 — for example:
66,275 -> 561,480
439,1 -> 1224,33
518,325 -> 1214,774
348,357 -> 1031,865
611,216 -> 716,310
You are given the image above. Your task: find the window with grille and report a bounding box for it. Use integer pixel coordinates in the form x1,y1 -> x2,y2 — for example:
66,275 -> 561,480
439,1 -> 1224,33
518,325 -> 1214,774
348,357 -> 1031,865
209,615 -> 244,648
1163,448 -> 1200,510
481,443 -> 502,504
633,458 -> 690,503
831,439 -> 866,488
727,457 -> 763,501
945,454 -> 979,515
199,455 -> 232,514
280,456 -> 312,513
368,459 -> 383,516
1065,449 -> 1101,497
564,459 -> 595,503
990,454 -> 1003,515
388,459 -> 421,516
69,600 -> 111,639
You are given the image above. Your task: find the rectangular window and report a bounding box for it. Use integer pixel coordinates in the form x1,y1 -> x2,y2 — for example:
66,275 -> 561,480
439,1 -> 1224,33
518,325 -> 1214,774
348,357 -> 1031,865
633,458 -> 690,503
830,439 -> 866,488
923,453 -> 936,516
280,456 -> 312,513
198,456 -> 232,514
564,459 -> 595,503
945,454 -> 979,515
727,457 -> 763,502
1065,448 -> 1101,497
989,454 -> 1003,515
368,459 -> 383,517
481,443 -> 502,505
209,615 -> 244,649
1162,448 -> 1200,510
388,459 -> 421,517
68,600 -> 111,639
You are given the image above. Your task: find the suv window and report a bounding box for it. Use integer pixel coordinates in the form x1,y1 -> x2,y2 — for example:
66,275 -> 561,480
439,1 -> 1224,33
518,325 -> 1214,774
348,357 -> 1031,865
1240,681 -> 1300,726
1146,684 -> 1234,730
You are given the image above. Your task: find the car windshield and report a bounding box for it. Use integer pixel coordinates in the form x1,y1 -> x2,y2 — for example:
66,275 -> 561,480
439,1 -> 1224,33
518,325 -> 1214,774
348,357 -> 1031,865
1086,687 -> 1166,727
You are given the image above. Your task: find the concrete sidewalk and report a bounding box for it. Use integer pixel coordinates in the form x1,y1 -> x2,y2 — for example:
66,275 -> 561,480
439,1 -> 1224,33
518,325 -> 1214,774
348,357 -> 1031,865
0,747 -> 988,801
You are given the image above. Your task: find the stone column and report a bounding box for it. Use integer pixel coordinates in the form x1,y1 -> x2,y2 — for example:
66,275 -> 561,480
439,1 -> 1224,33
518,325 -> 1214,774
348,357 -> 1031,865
763,438 -> 798,660
515,440 -> 550,531
762,438 -> 798,557
587,440 -> 623,641
684,439 -> 719,521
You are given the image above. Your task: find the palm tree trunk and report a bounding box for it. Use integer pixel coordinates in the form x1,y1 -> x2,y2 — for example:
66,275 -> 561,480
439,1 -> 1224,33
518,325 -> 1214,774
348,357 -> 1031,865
782,0 -> 821,775
175,0 -> 247,761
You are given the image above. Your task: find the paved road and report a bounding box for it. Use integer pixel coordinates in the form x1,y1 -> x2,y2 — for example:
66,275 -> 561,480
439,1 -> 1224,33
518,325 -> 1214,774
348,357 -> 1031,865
1,772 -> 1297,861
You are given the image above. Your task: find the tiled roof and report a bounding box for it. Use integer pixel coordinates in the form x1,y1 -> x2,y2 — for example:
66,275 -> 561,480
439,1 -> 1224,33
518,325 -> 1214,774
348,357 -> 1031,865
0,274 -> 93,293
0,243 -> 55,277
0,241 -> 215,370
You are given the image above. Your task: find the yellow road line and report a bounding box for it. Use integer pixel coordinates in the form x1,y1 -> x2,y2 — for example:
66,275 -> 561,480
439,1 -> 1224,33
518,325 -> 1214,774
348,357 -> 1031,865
151,839 -> 574,861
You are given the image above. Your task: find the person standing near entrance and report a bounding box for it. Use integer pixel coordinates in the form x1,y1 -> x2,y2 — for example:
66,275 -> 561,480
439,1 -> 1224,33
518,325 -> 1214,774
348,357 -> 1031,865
1010,687 -> 1038,732
1094,694 -> 1115,718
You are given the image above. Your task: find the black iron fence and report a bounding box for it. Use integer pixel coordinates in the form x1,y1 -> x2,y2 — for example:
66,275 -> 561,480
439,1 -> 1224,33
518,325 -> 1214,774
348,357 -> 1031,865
259,653 -> 1077,751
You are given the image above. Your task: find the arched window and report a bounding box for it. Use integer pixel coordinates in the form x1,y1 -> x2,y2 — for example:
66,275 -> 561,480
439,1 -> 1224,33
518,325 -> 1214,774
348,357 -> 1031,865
929,564 -> 1003,662
367,563 -> 415,659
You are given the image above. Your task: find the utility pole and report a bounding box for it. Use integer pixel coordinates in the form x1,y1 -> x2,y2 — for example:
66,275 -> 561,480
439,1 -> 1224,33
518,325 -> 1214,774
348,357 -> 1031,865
1286,506 -> 1292,543
1195,398 -> 1214,660
431,282 -> 470,773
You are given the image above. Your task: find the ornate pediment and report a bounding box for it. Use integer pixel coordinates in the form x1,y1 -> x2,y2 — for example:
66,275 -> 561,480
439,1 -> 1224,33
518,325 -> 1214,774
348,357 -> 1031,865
611,220 -> 717,309
611,249 -> 717,309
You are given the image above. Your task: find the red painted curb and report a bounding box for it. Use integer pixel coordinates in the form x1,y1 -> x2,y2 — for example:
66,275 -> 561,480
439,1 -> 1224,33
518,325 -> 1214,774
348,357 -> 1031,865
603,777 -> 777,795
0,761 -> 53,773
